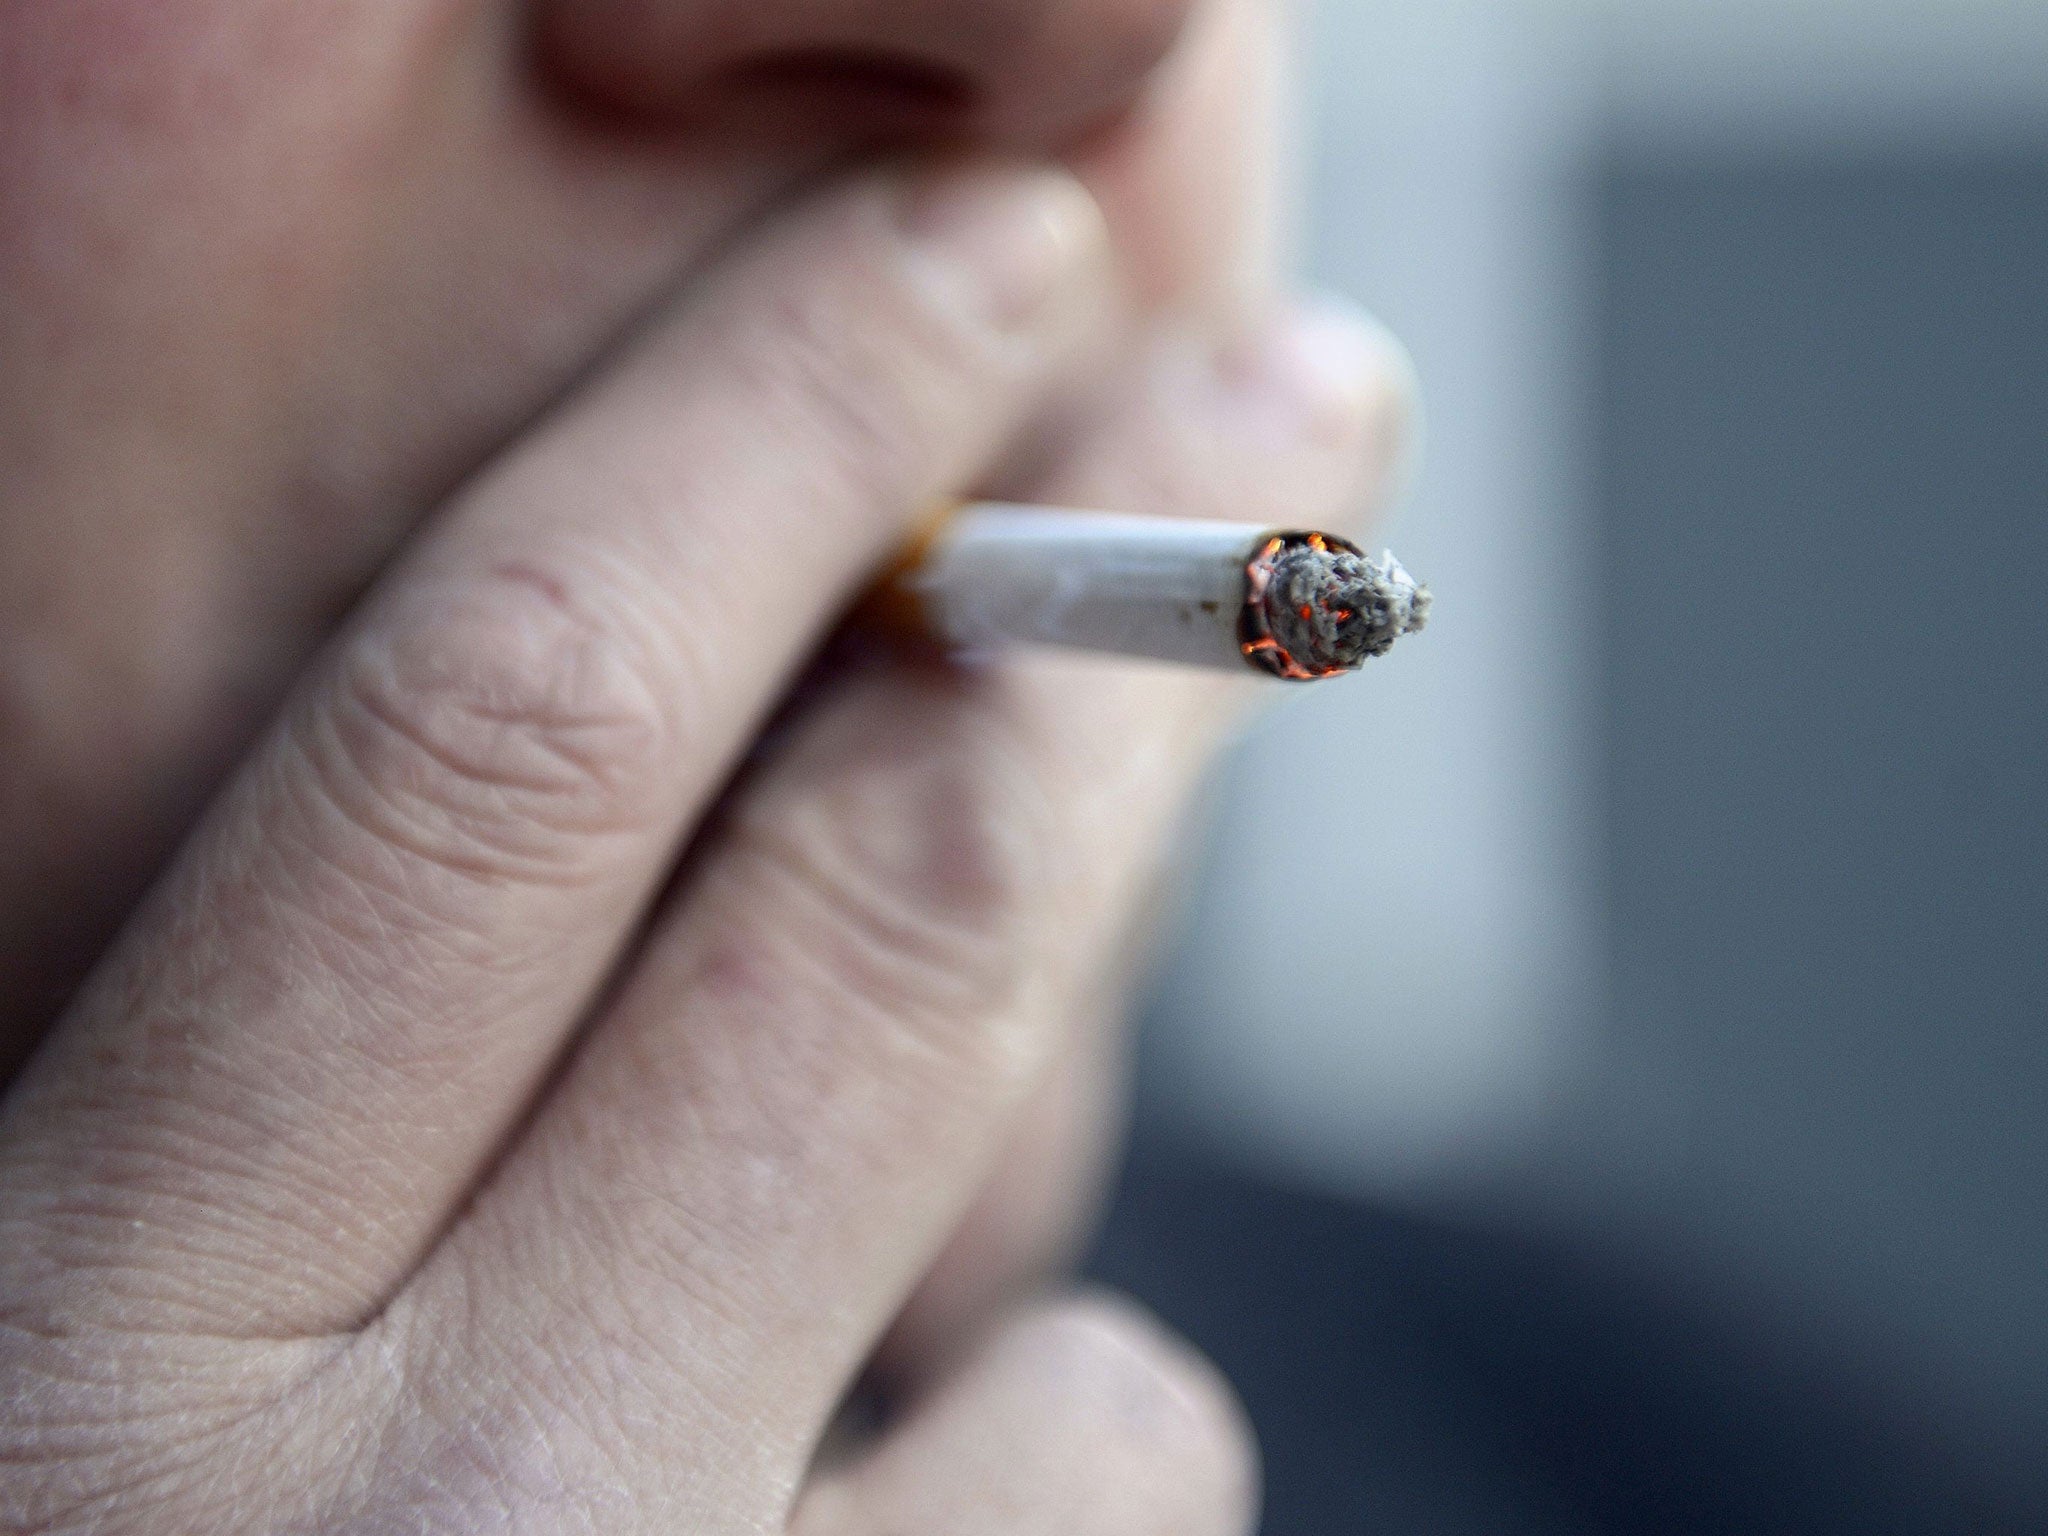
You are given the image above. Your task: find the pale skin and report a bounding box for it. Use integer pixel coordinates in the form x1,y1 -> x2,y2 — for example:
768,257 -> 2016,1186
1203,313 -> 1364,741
0,1 -> 1413,1530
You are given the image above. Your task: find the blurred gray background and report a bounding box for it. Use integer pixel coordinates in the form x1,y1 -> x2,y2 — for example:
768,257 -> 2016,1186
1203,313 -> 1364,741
1112,1 -> 2048,1529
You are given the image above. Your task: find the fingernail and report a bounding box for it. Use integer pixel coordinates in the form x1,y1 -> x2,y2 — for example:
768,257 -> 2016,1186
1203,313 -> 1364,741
1223,291 -> 1420,458
900,160 -> 1106,331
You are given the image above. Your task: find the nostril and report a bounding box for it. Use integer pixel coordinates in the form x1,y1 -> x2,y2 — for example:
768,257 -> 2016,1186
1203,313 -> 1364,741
721,47 -> 982,122
532,0 -> 1196,140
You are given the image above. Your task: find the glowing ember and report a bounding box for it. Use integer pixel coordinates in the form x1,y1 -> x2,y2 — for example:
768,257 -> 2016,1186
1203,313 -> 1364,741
1240,532 -> 1429,680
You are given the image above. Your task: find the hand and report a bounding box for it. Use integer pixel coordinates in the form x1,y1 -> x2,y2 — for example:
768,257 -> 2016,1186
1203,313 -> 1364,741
1,3 -> 1418,1528
0,0 -> 1364,1393
0,150 -> 1406,1530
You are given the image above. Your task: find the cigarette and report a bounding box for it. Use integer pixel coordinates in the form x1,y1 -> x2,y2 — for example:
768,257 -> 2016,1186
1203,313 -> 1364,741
874,502 -> 1430,680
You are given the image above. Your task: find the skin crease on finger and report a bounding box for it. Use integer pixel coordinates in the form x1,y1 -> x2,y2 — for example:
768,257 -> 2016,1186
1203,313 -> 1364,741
0,0 -> 1226,1078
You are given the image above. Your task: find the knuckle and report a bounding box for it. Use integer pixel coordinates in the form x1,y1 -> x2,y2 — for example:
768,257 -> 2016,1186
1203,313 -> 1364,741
735,683 -> 1051,1079
1026,1295 -> 1261,1533
711,179 -> 1070,516
313,561 -> 678,883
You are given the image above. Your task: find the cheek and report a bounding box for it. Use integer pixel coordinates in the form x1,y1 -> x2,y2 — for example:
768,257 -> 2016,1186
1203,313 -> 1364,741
0,3 -> 448,241
0,1 -> 477,460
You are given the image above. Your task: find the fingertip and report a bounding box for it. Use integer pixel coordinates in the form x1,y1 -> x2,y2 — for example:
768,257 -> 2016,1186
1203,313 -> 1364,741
1196,291 -> 1422,528
1234,293 -> 1419,452
968,1291 -> 1263,1533
1012,1289 -> 1256,1452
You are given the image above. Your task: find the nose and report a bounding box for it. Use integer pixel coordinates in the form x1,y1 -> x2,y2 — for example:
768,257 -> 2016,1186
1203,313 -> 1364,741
532,0 -> 1199,142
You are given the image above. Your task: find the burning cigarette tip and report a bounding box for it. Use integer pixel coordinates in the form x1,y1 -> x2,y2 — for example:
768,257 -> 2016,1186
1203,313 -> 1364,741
1243,534 -> 1431,681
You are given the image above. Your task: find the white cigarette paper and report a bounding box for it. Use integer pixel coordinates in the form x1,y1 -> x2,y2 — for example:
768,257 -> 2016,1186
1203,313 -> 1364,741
891,503 -> 1430,680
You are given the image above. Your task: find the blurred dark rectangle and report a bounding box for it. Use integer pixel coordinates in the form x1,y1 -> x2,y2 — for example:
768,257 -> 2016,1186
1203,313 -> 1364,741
1600,154 -> 2048,1090
1595,150 -> 2048,1434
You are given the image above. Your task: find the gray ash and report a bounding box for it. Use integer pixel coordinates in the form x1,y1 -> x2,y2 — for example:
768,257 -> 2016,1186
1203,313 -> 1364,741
1256,540 -> 1429,676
